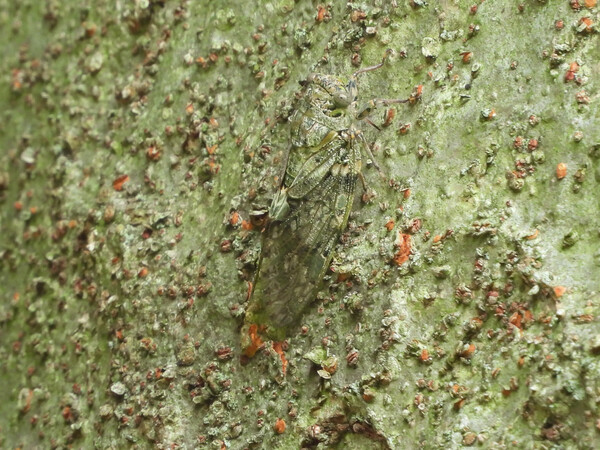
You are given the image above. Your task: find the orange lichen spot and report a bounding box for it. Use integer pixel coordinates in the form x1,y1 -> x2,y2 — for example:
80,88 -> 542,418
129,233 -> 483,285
62,406 -> 74,422
12,77 -> 23,91
196,56 -> 207,68
241,220 -> 253,231
185,103 -> 194,115
336,272 -> 351,282
14,201 -> 23,211
209,117 -> 219,129
501,388 -> 513,397
460,343 -> 476,358
29,206 -> 38,214
146,146 -> 161,161
229,211 -> 240,226
411,85 -> 423,103
470,317 -> 483,328
393,233 -> 411,265
245,281 -> 253,301
316,5 -> 328,22
244,324 -> 264,357
585,0 -> 596,7
556,163 -> 567,179
362,391 -> 375,402
403,189 -> 411,199
527,138 -> 538,151
518,356 -> 526,367
350,9 -> 367,22
580,16 -> 594,32
112,174 -> 129,191
525,229 -> 539,240
20,389 -> 33,413
272,342 -> 288,375
384,219 -> 395,231
513,136 -> 524,149
398,123 -> 411,134
206,158 -> 220,175
383,108 -> 396,127
454,398 -> 466,410
461,51 -> 473,63
420,348 -> 430,362
553,285 -> 566,298
433,235 -> 442,243
206,144 -> 218,155
138,267 -> 148,278
322,358 -> 338,375
12,340 -> 22,352
68,220 -> 78,228
574,314 -> 594,323
274,418 -> 286,434
565,62 -> 579,82
509,312 -> 523,330
115,329 -> 124,340
84,23 -> 97,38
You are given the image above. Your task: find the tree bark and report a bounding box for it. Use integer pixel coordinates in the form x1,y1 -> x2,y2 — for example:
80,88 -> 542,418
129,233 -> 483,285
1,1 -> 599,448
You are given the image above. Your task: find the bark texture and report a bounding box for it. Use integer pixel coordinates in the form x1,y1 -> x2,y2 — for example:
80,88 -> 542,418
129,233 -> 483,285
1,0 -> 599,448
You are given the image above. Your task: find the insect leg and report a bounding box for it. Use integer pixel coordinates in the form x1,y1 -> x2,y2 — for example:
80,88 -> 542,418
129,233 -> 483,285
358,131 -> 382,174
363,118 -> 381,131
355,137 -> 379,201
356,98 -> 410,121
277,143 -> 293,188
358,171 -> 368,191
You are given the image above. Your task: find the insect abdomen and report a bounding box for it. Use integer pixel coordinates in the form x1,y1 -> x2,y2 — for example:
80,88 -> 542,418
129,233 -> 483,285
244,134 -> 358,341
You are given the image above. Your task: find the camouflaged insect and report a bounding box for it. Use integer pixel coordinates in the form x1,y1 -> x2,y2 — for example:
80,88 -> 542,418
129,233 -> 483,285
244,50 -> 411,345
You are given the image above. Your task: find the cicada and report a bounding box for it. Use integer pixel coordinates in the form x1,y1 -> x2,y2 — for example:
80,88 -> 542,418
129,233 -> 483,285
243,50 -> 414,349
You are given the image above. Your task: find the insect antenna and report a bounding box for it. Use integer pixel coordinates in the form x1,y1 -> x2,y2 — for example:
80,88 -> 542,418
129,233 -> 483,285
352,48 -> 394,78
372,98 -> 409,107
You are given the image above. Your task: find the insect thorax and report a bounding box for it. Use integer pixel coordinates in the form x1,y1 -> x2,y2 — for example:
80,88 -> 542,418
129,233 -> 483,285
289,73 -> 360,148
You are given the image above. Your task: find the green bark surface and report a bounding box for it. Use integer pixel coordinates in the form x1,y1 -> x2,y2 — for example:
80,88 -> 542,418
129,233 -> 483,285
1,0 -> 599,448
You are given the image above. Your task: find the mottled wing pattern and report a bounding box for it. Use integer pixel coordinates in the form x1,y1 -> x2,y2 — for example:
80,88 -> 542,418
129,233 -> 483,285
246,134 -> 360,340
243,55 -> 411,347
